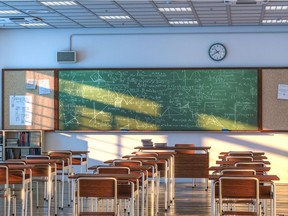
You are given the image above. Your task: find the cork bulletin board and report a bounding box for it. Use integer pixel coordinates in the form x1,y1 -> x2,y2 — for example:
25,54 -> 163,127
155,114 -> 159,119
262,68 -> 288,131
3,69 -> 55,130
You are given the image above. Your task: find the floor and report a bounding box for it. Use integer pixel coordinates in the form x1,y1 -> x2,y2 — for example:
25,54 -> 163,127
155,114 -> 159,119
4,180 -> 287,216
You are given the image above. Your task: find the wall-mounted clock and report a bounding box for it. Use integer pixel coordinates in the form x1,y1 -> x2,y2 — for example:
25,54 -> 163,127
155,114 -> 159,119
208,43 -> 227,61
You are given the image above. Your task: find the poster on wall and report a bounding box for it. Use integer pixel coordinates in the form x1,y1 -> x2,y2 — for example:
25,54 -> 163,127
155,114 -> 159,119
277,84 -> 288,100
9,95 -> 32,125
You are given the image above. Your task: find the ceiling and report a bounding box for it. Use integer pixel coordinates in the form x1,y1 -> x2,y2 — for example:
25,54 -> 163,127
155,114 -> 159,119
0,0 -> 288,29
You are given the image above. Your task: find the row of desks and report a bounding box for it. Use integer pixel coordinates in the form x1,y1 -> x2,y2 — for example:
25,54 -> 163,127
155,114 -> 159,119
209,151 -> 280,216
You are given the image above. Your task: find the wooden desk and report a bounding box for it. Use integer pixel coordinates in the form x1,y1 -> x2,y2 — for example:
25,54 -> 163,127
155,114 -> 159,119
98,160 -> 158,215
44,150 -> 89,173
5,159 -> 60,215
0,163 -> 33,216
134,146 -> 210,179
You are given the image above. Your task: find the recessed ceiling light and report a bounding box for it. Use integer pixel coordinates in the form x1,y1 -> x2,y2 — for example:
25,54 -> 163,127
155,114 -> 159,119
265,6 -> 288,10
20,23 -> 48,27
0,10 -> 21,14
99,16 -> 130,20
41,1 -> 77,6
158,7 -> 192,12
262,19 -> 288,24
25,10 -> 52,14
169,20 -> 198,25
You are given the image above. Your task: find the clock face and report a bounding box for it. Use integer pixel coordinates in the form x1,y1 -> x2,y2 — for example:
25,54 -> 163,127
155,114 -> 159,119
209,43 -> 227,61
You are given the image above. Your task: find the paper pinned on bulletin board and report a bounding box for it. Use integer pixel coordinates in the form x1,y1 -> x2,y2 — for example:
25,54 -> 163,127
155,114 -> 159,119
277,84 -> 288,100
9,95 -> 32,125
26,79 -> 37,90
38,79 -> 51,95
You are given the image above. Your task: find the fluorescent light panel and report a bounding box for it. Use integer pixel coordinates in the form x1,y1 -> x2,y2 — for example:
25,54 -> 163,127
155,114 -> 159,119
20,23 -> 48,26
41,1 -> 77,6
0,10 -> 21,14
265,6 -> 288,10
99,15 -> 130,20
169,20 -> 198,25
262,19 -> 288,23
158,7 -> 192,12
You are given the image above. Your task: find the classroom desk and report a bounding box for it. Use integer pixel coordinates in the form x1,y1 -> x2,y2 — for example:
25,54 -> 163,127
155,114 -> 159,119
7,158 -> 60,216
69,173 -> 142,216
44,150 -> 90,173
134,146 -> 211,189
102,159 -> 158,215
0,163 -> 34,216
209,174 -> 279,216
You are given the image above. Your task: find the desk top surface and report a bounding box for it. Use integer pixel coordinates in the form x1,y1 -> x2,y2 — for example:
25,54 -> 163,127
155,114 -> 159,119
209,174 -> 280,181
219,152 -> 265,156
209,166 -> 271,172
216,160 -> 271,165
218,155 -> 267,160
135,146 -> 211,151
44,150 -> 89,155
69,173 -> 142,180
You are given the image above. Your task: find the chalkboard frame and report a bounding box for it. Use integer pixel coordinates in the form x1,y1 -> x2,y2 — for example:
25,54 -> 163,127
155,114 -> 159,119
56,68 -> 261,132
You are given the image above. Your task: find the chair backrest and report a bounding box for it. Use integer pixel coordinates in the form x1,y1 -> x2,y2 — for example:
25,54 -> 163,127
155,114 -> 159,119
220,169 -> 256,176
47,150 -> 72,167
175,144 -> 195,154
77,177 -> 118,215
218,176 -> 260,215
96,166 -> 130,174
225,156 -> 253,162
25,155 -> 50,160
228,151 -> 253,156
0,165 -> 9,188
135,152 -> 158,157
113,159 -> 142,167
129,156 -> 157,162
235,162 -> 266,167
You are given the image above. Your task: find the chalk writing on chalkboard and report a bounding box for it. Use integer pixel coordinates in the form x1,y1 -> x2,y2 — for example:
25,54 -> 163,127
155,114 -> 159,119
58,69 -> 258,131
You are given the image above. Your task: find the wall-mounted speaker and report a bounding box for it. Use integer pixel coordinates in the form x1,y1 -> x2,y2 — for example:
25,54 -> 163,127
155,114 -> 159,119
57,51 -> 77,63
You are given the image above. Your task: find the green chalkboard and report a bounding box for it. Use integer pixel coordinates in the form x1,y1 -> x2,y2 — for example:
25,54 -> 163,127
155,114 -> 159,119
58,69 -> 258,131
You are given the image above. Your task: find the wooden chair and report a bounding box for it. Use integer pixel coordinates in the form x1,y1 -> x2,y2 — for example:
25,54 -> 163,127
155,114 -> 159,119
23,155 -> 56,215
112,160 -> 145,215
217,176 -> 261,216
220,169 -> 257,176
96,167 -> 139,215
228,151 -> 254,156
225,156 -> 253,162
129,156 -> 161,212
48,150 -> 73,209
235,162 -> 267,175
75,177 -> 118,216
24,155 -> 51,201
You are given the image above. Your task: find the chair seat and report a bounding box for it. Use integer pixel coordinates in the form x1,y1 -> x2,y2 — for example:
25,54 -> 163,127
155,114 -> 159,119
222,211 -> 258,215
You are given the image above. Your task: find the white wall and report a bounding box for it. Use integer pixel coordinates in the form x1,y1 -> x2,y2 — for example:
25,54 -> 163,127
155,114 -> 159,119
0,26 -> 287,182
